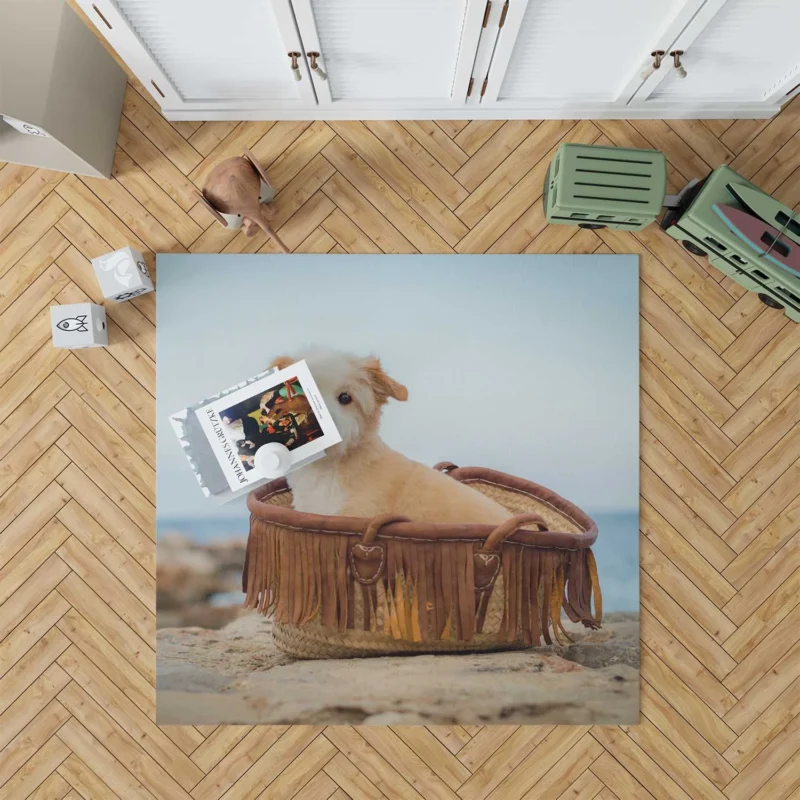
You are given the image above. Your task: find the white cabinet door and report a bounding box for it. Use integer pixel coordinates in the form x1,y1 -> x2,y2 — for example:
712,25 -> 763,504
289,0 -> 486,110
76,0 -> 316,112
480,0 -> 706,110
633,0 -> 800,109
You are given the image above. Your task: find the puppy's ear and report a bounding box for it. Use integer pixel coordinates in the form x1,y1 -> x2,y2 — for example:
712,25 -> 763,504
363,357 -> 408,402
269,355 -> 294,370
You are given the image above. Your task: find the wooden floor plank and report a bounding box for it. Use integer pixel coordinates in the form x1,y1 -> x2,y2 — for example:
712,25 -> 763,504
641,392 -> 735,500
56,572 -> 154,682
55,465 -> 154,575
0,228 -> 68,316
56,427 -> 154,531
454,121 -> 506,155
323,752 -> 387,800
640,681 -> 737,789
641,537 -> 736,644
121,85 -> 202,175
453,121 -> 539,192
0,169 -> 65,243
328,122 -> 467,247
640,501 -> 735,608
258,123 -> 334,194
0,193 -> 69,277
400,121 -> 469,175
0,732 -> 71,800
0,163 -> 37,206
189,726 -> 289,800
640,355 -> 735,463
364,121 -> 469,210
0,264 -> 69,347
57,681 -> 194,800
57,645 -> 203,790
56,536 -> 153,642
0,628 -> 70,716
111,147 -> 203,249
116,116 -> 201,212
723,641 -> 800,734
322,173 -> 416,254
642,573 -> 738,681
0,678 -> 70,769
455,120 -> 586,234
56,721 -> 158,800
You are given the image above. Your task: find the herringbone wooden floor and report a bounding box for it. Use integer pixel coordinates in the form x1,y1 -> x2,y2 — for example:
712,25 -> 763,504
2,62 -> 800,797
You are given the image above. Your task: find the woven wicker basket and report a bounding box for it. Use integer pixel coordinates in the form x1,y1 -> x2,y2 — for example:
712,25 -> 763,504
243,462 -> 602,659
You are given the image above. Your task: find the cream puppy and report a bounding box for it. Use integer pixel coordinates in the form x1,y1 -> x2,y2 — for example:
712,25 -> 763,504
269,349 -> 511,525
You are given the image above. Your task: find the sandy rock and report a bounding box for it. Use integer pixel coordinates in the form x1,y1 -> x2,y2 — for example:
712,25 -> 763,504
537,612 -> 640,670
157,612 -> 639,725
156,534 -> 246,627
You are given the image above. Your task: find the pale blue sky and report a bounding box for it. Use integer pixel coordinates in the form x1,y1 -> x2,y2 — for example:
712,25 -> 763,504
156,254 -> 639,521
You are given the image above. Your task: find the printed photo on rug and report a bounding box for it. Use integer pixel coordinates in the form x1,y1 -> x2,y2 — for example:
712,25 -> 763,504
156,254 -> 640,726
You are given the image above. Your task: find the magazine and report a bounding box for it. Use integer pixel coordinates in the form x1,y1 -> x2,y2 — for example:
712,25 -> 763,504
193,360 -> 341,492
169,360 -> 341,503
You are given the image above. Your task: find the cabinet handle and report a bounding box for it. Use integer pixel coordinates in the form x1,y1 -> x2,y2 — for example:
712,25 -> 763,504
92,4 -> 113,29
288,52 -> 302,81
307,52 -> 328,81
640,50 -> 665,81
670,50 -> 687,79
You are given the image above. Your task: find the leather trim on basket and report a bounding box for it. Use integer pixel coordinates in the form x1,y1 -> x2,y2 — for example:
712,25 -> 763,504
247,467 -> 597,551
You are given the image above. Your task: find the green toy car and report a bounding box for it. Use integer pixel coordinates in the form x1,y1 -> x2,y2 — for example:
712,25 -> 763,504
660,165 -> 800,322
543,143 -> 667,231
544,142 -> 800,322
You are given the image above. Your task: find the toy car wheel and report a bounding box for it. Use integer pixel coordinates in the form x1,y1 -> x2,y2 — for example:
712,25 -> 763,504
682,240 -> 707,257
578,223 -> 606,229
758,293 -> 784,310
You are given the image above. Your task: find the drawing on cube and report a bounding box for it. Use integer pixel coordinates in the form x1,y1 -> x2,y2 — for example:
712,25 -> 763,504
91,245 -> 154,302
50,302 -> 108,349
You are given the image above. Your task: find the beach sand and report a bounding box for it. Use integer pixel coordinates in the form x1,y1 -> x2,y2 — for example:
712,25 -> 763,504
156,612 -> 639,725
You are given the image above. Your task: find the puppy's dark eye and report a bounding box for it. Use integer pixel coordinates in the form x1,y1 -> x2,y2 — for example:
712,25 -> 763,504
337,392 -> 352,405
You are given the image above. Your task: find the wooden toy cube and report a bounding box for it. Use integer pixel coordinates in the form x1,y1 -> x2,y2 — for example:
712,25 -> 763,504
91,246 -> 154,302
51,303 -> 107,348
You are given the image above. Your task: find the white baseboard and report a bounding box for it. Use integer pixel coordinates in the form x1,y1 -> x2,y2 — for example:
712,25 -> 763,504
163,103 -> 781,122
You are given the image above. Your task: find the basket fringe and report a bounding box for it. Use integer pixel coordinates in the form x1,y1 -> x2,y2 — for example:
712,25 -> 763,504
243,517 -> 602,646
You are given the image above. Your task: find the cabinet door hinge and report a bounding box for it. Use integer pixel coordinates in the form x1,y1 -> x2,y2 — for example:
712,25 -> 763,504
482,0 -> 492,27
499,0 -> 509,27
467,77 -> 475,97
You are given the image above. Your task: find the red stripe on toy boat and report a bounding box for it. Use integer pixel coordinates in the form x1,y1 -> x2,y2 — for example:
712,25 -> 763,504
726,183 -> 800,246
712,204 -> 800,275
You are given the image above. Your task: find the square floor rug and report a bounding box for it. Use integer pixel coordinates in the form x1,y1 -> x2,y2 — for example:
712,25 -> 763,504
155,254 -> 639,725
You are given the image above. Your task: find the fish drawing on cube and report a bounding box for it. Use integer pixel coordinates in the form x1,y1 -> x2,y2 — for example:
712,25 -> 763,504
91,246 -> 154,302
51,303 -> 107,349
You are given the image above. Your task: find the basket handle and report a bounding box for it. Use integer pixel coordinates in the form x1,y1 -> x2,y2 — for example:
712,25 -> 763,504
480,512 -> 549,553
473,513 -> 549,593
350,514 -> 410,585
433,461 -> 459,473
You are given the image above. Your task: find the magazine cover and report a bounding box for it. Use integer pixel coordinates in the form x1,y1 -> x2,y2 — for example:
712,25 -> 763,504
194,359 -> 341,491
169,360 -> 342,503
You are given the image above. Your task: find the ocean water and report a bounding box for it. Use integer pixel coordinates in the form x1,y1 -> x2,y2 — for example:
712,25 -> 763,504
588,512 -> 639,613
158,509 -> 639,613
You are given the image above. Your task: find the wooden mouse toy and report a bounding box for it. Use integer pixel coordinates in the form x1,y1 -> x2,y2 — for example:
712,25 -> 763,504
197,148 -> 289,253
